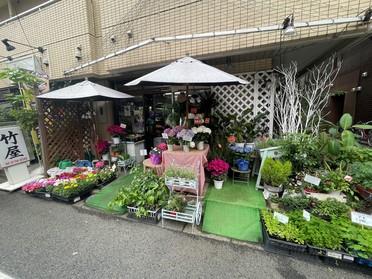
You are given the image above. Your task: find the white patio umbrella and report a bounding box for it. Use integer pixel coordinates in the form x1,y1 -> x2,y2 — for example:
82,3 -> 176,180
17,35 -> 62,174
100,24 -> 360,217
37,80 -> 133,100
125,56 -> 248,86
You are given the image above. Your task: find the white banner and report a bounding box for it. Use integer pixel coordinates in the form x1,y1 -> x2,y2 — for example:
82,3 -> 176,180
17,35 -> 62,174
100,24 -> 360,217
0,126 -> 30,168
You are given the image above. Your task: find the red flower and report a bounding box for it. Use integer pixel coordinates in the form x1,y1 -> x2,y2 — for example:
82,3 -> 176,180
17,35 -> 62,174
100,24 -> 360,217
107,125 -> 125,136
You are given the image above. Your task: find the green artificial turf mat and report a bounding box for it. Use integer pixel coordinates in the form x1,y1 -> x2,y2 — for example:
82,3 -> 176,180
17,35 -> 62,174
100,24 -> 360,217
202,179 -> 265,242
85,174 -> 133,214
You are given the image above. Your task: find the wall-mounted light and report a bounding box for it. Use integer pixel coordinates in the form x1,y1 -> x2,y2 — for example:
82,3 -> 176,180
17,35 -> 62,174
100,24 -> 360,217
127,30 -> 133,38
363,8 -> 372,22
362,72 -> 368,77
75,45 -> 82,60
282,14 -> 296,35
1,38 -> 44,53
351,87 -> 356,92
356,86 -> 363,91
42,58 -> 49,66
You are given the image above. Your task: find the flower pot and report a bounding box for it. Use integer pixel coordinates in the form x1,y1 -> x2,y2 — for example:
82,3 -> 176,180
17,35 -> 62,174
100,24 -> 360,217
196,141 -> 204,151
264,183 -> 283,193
235,159 -> 249,171
111,156 -> 117,162
102,153 -> 109,161
150,154 -> 161,165
214,180 -> 224,189
167,144 -> 174,151
112,137 -> 120,144
235,142 -> 245,148
183,144 -> 190,152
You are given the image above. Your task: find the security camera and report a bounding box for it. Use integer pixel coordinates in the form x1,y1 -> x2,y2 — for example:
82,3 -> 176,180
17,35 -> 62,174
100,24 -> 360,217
110,35 -> 117,43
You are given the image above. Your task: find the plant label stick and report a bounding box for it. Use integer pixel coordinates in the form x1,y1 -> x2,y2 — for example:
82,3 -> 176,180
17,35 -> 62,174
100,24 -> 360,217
304,174 -> 321,186
120,123 -> 127,129
274,212 -> 289,224
351,211 -> 372,227
303,210 -> 311,221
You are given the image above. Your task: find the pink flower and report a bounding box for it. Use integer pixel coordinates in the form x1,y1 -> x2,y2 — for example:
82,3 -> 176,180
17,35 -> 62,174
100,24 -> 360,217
96,161 -> 105,168
157,143 -> 168,151
107,125 -> 125,136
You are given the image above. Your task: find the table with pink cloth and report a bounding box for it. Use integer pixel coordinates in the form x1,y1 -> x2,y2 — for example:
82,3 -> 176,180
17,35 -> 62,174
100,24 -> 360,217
162,144 -> 210,194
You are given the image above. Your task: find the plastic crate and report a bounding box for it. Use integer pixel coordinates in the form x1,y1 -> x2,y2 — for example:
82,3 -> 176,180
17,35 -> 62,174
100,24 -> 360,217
51,187 -> 93,203
127,207 -> 161,224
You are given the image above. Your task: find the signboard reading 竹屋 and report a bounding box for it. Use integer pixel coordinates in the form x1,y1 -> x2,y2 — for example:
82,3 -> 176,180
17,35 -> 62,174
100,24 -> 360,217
0,127 -> 30,168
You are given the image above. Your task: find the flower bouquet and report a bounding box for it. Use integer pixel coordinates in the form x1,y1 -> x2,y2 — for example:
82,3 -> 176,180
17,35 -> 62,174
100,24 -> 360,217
206,159 -> 230,189
192,125 -> 212,150
107,124 -> 125,144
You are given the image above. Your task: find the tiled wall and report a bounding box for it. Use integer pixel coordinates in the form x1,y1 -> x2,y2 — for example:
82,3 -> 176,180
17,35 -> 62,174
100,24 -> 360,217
0,0 -> 370,87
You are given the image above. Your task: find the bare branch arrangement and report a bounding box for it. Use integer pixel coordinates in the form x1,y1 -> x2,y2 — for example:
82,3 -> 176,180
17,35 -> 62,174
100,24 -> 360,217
275,55 -> 342,135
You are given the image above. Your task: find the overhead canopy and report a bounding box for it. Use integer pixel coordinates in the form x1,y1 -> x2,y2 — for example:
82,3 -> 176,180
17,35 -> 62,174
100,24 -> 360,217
37,80 -> 132,100
125,56 -> 248,86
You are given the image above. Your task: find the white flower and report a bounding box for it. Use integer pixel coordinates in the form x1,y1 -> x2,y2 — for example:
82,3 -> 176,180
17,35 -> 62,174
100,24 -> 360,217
205,128 -> 212,134
192,127 -> 198,134
196,126 -> 203,133
190,141 -> 196,148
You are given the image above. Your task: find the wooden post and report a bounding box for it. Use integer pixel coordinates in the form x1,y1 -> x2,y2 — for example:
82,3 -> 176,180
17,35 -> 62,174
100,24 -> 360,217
36,99 -> 48,176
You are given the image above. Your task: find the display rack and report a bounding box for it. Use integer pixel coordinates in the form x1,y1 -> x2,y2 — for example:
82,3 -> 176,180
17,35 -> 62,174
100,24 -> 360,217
162,162 -> 202,233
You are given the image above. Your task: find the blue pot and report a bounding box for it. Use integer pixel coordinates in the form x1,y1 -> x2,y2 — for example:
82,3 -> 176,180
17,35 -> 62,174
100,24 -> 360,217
235,159 -> 249,171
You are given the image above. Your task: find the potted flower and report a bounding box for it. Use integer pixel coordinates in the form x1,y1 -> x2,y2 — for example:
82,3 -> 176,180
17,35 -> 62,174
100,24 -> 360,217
96,139 -> 110,161
149,147 -> 162,165
207,158 -> 230,190
261,158 -> 292,193
163,127 -> 177,151
177,129 -> 195,152
107,124 -> 125,144
192,125 -> 212,150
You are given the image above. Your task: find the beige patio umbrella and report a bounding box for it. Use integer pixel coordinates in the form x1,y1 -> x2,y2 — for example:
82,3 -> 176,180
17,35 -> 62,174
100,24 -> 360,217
125,56 -> 248,86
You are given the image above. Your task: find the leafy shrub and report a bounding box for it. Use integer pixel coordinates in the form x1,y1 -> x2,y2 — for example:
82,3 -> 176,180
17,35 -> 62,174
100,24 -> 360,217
318,166 -> 351,193
164,166 -> 196,180
312,198 -> 350,219
164,195 -> 187,212
261,209 -> 305,244
110,167 -> 169,217
261,158 -> 292,187
279,195 -> 313,211
280,133 -> 321,172
350,161 -> 372,189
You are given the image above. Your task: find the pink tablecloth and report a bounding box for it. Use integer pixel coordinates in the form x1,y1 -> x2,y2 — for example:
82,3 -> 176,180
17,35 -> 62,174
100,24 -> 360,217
162,145 -> 210,194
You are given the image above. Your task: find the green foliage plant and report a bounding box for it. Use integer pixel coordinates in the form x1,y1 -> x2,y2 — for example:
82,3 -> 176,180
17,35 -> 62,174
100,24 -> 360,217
261,158 -> 292,187
164,166 -> 196,180
164,194 -> 187,212
312,198 -> 350,220
279,195 -> 313,211
350,161 -> 372,189
110,167 -> 169,217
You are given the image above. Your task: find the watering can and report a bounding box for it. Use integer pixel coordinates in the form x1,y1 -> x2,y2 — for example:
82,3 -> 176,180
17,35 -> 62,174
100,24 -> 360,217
58,160 -> 73,170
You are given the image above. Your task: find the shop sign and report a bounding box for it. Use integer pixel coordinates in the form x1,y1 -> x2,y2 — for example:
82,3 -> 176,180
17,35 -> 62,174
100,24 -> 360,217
0,126 -> 29,168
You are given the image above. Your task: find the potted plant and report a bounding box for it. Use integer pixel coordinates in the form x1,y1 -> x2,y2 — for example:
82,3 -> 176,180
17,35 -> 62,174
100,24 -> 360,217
107,124 -> 125,144
96,139 -> 110,161
149,147 -> 162,165
192,125 -> 212,150
350,161 -> 372,201
261,158 -> 292,193
207,158 -> 230,190
163,127 -> 177,151
177,128 -> 195,152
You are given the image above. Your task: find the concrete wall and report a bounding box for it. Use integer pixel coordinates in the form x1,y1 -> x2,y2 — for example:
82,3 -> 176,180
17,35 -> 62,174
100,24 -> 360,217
0,0 -> 369,87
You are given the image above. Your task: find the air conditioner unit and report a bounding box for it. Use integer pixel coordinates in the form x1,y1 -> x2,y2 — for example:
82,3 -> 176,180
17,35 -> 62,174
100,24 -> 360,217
6,55 -> 43,74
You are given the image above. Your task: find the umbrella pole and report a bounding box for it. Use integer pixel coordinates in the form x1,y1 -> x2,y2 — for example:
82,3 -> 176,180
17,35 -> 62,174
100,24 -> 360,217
185,85 -> 189,128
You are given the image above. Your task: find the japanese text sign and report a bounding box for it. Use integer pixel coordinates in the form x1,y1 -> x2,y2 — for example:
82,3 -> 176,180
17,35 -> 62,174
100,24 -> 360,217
0,126 -> 29,168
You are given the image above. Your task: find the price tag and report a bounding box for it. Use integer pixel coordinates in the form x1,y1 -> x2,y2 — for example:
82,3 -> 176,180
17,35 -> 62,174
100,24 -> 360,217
303,210 -> 311,221
274,212 -> 289,224
45,193 -> 51,198
120,123 -> 126,129
304,174 -> 321,186
162,133 -> 168,139
351,211 -> 372,227
140,149 -> 148,156
73,197 -> 81,203
326,251 -> 342,260
343,255 -> 354,262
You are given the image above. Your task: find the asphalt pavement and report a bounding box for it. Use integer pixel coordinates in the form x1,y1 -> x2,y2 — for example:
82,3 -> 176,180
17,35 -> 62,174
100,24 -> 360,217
0,191 -> 370,279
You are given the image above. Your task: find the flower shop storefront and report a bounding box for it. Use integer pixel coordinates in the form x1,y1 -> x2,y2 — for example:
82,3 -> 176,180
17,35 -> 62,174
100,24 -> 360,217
21,55 -> 371,271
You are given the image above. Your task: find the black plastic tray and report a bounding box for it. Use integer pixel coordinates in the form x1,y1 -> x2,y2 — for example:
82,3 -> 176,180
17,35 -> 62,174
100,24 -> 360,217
26,191 -> 53,200
51,187 -> 93,203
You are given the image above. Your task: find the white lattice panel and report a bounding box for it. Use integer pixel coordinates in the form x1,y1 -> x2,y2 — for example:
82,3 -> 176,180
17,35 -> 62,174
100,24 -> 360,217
212,71 -> 275,136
